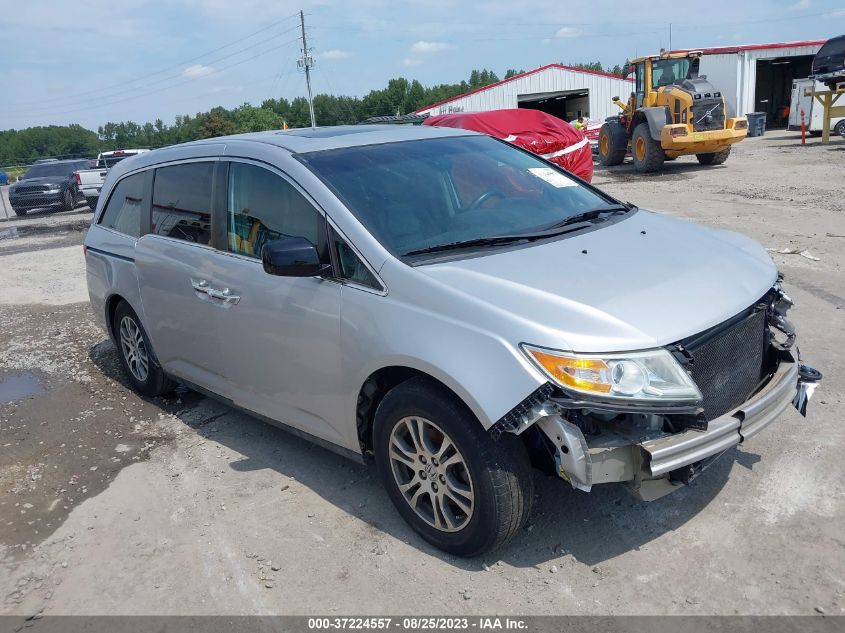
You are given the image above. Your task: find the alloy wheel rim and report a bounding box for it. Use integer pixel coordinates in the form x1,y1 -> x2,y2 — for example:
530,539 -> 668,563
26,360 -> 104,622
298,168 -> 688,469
119,315 -> 149,382
388,416 -> 475,533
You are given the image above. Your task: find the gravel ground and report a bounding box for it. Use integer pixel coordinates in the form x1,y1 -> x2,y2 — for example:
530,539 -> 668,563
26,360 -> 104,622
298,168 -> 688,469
0,131 -> 843,616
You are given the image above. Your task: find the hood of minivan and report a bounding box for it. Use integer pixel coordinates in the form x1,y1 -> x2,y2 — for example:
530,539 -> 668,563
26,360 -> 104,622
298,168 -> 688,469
418,210 -> 777,353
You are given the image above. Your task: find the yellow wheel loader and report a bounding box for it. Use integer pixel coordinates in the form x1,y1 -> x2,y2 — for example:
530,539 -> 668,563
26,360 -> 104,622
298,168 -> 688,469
598,51 -> 748,172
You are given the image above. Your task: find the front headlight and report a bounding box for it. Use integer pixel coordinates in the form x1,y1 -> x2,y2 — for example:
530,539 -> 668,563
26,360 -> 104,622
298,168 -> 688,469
522,345 -> 702,403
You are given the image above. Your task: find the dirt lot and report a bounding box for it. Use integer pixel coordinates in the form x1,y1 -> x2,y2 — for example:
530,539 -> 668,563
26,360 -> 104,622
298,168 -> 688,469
1,132 -> 844,616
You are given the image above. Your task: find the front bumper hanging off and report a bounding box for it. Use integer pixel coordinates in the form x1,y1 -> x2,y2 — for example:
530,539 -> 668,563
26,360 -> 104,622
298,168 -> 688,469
531,355 -> 811,501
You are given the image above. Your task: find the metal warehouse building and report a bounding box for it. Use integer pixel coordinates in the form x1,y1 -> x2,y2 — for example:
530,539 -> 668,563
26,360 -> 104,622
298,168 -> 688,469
416,40 -> 827,128
694,40 -> 826,124
415,64 -> 633,122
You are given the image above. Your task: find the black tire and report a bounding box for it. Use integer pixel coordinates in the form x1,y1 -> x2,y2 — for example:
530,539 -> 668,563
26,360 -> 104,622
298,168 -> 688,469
696,147 -> 731,165
373,377 -> 533,557
631,123 -> 665,172
835,120 -> 845,138
809,130 -> 823,138
598,121 -> 628,166
61,189 -> 74,212
85,197 -> 98,210
113,301 -> 176,397
12,206 -> 27,217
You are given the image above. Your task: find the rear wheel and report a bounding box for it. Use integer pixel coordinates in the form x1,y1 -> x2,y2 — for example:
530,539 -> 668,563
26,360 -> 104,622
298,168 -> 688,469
598,121 -> 628,166
113,301 -> 176,397
696,147 -> 731,165
374,377 -> 533,557
631,123 -> 665,172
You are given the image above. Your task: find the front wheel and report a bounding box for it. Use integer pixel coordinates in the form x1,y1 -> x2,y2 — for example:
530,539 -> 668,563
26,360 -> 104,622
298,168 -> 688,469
598,121 -> 627,166
631,123 -> 665,172
61,189 -> 74,212
374,377 -> 533,557
835,120 -> 845,138
113,301 -> 176,397
696,147 -> 731,165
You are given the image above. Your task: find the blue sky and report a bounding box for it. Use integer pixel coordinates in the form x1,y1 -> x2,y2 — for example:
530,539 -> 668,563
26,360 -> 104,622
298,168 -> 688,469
1,0 -> 844,131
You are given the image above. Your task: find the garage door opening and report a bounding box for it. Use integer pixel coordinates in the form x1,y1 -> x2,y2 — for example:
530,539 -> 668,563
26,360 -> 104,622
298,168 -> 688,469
755,55 -> 814,128
518,89 -> 589,123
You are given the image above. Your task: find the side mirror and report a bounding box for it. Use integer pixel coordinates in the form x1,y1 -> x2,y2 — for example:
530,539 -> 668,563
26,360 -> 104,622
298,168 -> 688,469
261,236 -> 330,278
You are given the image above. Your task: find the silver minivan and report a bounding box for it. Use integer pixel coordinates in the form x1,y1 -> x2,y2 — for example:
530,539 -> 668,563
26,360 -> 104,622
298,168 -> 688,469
84,125 -> 819,556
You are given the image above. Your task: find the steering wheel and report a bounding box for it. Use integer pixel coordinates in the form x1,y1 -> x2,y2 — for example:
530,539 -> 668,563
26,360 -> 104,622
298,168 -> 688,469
467,190 -> 506,210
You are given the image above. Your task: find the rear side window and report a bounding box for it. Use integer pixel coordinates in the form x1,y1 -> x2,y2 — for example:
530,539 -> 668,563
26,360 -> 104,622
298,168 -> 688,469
151,162 -> 213,245
99,172 -> 144,237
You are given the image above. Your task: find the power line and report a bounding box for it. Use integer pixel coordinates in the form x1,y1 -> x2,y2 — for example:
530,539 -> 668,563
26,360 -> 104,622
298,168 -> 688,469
4,28 -> 303,116
4,11 -> 302,108
2,38 -> 302,121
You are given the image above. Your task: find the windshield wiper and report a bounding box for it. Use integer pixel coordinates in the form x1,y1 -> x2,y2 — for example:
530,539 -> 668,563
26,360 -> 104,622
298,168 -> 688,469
404,234 -> 543,256
403,204 -> 635,257
541,203 -> 633,231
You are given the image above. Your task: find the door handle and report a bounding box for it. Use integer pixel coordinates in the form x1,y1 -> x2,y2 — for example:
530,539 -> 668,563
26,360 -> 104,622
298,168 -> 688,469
191,279 -> 209,294
207,287 -> 241,305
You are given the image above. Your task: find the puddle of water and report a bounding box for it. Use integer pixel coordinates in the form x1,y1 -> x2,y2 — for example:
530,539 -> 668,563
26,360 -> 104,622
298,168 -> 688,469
0,372 -> 45,403
0,226 -> 19,240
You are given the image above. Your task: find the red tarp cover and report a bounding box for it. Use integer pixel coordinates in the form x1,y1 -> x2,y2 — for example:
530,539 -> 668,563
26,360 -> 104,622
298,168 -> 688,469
423,109 -> 593,182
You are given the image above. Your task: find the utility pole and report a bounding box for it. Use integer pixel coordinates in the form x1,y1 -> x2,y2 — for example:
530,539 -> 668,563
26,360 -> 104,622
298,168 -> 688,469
298,9 -> 316,129
669,23 -> 673,52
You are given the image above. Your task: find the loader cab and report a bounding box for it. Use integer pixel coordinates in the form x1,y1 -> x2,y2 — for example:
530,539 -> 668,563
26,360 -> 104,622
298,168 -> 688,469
631,53 -> 701,107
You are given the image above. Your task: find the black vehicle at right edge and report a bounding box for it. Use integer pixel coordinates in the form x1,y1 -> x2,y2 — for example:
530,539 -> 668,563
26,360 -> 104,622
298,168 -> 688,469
811,34 -> 845,90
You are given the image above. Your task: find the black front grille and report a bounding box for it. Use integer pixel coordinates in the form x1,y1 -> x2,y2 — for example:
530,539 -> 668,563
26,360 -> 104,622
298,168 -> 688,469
14,186 -> 49,195
691,99 -> 725,132
682,308 -> 768,420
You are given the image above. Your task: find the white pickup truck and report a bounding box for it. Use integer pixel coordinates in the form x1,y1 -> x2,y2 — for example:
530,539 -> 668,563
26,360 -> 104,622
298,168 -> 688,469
74,149 -> 149,210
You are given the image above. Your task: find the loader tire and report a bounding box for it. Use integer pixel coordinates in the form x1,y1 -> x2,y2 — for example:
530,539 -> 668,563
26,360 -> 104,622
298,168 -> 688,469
598,121 -> 628,166
631,123 -> 665,172
696,147 -> 731,165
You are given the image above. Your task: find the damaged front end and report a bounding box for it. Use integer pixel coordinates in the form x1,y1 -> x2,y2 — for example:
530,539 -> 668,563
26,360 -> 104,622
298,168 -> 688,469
493,281 -> 822,501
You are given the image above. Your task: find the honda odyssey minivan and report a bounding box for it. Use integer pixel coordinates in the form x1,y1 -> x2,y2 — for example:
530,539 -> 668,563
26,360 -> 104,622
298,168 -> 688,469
84,125 -> 819,556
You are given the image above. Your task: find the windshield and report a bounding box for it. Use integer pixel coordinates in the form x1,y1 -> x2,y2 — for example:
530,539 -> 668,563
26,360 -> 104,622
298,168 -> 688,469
300,135 -> 615,258
22,162 -> 82,179
652,58 -> 690,88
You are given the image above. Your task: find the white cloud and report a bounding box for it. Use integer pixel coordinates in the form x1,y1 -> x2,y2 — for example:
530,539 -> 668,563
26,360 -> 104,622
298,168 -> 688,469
410,40 -> 451,54
825,8 -> 845,17
791,0 -> 811,9
321,49 -> 353,60
403,57 -> 422,66
182,64 -> 215,78
554,26 -> 582,38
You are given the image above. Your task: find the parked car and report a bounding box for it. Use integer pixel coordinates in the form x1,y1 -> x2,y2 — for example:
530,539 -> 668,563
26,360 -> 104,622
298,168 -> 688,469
424,109 -> 593,181
75,149 -> 150,210
811,34 -> 845,90
0,170 -> 8,186
84,126 -> 819,556
8,159 -> 90,216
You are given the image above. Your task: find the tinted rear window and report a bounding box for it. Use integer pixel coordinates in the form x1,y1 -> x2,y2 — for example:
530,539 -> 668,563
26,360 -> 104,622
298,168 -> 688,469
151,162 -> 213,244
